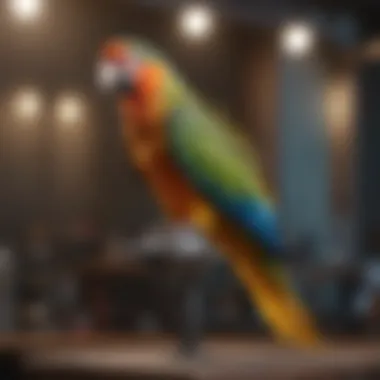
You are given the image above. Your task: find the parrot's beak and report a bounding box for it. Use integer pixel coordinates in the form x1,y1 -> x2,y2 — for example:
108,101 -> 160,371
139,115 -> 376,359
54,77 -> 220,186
95,60 -> 135,95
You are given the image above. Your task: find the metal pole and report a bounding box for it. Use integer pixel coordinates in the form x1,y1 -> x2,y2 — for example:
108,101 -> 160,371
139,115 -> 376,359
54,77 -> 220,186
178,277 -> 204,356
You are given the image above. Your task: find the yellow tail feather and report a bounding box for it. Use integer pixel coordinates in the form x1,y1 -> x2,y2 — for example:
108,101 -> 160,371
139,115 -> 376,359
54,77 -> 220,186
218,229 -> 321,347
227,245 -> 320,346
192,204 -> 322,347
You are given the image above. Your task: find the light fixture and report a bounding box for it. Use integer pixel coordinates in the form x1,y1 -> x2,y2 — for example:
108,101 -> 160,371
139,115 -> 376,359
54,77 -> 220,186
280,22 -> 315,58
178,4 -> 215,41
9,0 -> 43,22
13,89 -> 43,121
55,95 -> 85,125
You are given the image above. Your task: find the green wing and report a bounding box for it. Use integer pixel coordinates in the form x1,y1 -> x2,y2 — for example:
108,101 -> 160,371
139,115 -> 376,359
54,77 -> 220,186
167,101 -> 280,252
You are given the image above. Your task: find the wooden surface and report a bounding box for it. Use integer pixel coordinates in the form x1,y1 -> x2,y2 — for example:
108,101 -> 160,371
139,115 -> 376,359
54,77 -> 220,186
2,334 -> 377,379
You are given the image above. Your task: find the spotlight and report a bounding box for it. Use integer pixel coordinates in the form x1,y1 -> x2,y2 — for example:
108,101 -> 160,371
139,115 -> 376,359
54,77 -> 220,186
179,4 -> 215,41
10,0 -> 43,22
13,89 -> 43,121
281,22 -> 315,58
56,95 -> 85,125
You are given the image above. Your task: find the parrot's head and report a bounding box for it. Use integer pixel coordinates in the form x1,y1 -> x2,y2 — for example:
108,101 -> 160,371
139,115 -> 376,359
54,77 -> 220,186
96,37 -> 170,100
96,37 -> 177,162
97,38 -> 139,95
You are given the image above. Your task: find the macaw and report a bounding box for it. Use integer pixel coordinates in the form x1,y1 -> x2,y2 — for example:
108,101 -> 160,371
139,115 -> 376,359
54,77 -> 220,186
96,36 -> 320,346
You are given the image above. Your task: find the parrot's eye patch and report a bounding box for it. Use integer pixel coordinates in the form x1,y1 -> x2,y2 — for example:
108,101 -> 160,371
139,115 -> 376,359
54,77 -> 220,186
96,61 -> 138,94
96,62 -> 121,92
96,51 -> 141,94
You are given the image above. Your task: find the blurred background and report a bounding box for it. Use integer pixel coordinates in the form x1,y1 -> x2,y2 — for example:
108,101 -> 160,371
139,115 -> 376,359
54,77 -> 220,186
0,0 -> 379,348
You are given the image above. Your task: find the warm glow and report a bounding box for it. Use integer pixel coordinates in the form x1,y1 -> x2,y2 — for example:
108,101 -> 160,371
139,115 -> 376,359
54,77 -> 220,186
13,89 -> 43,121
179,4 -> 215,40
10,0 -> 43,21
325,79 -> 355,136
281,23 -> 315,58
56,95 -> 85,125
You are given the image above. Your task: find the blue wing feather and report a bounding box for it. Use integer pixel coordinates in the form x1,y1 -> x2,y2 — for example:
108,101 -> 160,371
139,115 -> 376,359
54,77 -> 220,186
167,108 -> 281,254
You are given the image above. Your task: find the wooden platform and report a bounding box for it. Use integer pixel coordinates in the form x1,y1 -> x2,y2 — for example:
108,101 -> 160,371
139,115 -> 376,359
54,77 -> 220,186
4,334 -> 377,380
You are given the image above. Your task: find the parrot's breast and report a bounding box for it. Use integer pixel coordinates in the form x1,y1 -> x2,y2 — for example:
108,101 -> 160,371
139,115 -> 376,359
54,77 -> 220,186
143,149 -> 205,221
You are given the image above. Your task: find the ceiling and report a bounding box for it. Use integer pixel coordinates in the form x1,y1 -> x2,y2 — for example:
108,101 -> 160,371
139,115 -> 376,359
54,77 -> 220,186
120,0 -> 380,39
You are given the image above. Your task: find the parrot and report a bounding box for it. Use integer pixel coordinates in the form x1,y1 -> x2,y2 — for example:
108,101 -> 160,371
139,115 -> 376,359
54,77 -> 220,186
96,36 -> 321,346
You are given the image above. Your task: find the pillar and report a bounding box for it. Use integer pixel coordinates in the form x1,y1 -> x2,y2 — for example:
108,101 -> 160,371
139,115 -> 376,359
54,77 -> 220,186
278,32 -> 332,260
278,15 -> 358,320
